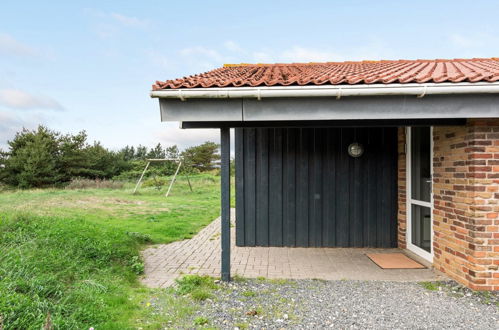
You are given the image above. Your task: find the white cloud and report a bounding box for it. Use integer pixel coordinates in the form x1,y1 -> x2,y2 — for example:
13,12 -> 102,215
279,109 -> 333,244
154,125 -> 219,149
449,33 -> 499,51
0,113 -> 21,148
176,44 -> 348,71
175,42 -> 386,69
177,46 -> 240,72
85,9 -> 149,38
93,23 -> 118,39
180,46 -> 225,62
258,41 -> 390,63
0,110 -> 46,149
110,13 -> 148,27
224,41 -> 244,53
0,33 -> 36,57
146,49 -> 173,70
279,46 -> 345,63
449,34 -> 478,48
0,89 -> 63,111
251,51 -> 273,63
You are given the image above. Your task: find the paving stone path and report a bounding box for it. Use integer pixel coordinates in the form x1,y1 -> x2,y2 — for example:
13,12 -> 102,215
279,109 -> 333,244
141,212 -> 442,288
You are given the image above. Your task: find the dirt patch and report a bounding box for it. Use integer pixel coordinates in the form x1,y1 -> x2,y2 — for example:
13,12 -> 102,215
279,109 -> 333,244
74,197 -> 145,206
13,196 -> 170,215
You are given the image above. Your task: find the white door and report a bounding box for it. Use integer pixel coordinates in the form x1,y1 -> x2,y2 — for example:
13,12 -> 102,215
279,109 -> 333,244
406,127 -> 433,262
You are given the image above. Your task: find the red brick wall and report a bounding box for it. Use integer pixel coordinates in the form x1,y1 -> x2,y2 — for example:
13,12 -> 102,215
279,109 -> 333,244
433,119 -> 499,290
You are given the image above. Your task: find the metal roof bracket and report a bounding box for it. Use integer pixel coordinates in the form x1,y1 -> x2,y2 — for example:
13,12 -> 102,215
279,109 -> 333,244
417,85 -> 427,98
336,88 -> 342,100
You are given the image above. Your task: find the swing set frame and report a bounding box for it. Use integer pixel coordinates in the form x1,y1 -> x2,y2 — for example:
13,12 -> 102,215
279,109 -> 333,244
132,158 -> 193,197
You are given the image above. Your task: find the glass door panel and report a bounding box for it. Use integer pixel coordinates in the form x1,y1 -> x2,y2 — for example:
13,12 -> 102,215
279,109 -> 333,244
411,204 -> 431,253
408,126 -> 432,259
411,126 -> 431,202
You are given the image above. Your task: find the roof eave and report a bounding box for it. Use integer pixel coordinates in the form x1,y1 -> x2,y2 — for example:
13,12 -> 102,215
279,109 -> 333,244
150,82 -> 499,100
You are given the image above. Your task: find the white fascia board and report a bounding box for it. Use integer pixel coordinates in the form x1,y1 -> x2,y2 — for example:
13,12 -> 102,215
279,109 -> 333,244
150,82 -> 499,100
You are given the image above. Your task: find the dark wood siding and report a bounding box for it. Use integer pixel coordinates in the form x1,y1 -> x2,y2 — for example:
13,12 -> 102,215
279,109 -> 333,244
235,127 -> 398,248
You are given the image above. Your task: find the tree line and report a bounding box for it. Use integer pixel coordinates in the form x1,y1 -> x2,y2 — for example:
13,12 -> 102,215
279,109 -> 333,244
0,126 -> 220,188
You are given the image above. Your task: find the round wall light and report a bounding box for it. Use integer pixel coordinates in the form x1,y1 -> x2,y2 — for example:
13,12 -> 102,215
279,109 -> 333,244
348,142 -> 364,158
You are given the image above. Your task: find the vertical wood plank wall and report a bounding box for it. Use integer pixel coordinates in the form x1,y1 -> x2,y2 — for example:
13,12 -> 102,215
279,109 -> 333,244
235,127 -> 398,248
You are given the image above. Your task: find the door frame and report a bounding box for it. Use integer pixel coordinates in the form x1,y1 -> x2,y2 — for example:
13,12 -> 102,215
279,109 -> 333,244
406,126 -> 434,262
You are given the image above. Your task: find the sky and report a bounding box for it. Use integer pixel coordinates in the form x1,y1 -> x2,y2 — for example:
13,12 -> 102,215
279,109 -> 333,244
1,0 -> 499,151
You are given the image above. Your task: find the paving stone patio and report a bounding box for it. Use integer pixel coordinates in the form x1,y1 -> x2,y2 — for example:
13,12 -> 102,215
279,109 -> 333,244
141,212 -> 443,288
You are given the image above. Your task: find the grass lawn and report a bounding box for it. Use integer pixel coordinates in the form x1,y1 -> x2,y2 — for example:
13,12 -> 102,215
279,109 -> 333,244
0,175 -> 224,244
0,174 -> 231,329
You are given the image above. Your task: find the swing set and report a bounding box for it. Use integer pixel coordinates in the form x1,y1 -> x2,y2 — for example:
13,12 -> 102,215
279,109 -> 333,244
132,158 -> 193,197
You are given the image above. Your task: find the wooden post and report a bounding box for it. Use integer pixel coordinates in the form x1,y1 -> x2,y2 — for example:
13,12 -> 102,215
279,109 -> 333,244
185,172 -> 193,192
132,158 -> 193,196
133,161 -> 150,194
220,127 -> 231,281
165,161 -> 182,197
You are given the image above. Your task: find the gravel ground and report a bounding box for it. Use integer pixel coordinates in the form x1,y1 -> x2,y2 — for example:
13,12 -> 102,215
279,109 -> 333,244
189,279 -> 498,329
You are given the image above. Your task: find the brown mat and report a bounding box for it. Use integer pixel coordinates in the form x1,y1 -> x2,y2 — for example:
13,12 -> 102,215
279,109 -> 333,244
366,253 -> 426,269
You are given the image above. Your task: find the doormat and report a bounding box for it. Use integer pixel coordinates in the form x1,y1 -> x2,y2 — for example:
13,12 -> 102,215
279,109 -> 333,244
366,253 -> 426,269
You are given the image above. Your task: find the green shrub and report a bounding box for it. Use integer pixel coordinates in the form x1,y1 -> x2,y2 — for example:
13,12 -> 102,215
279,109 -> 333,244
193,316 -> 209,326
232,274 -> 247,282
0,182 -> 8,192
191,289 -> 214,301
130,256 -> 145,275
1,126 -> 131,188
175,275 -> 217,295
65,178 -> 125,190
419,281 -> 440,291
126,231 -> 153,243
142,176 -> 169,188
242,290 -> 257,297
181,142 -> 220,172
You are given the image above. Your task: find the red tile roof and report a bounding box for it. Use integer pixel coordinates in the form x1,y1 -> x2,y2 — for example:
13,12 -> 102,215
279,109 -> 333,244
152,58 -> 499,90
